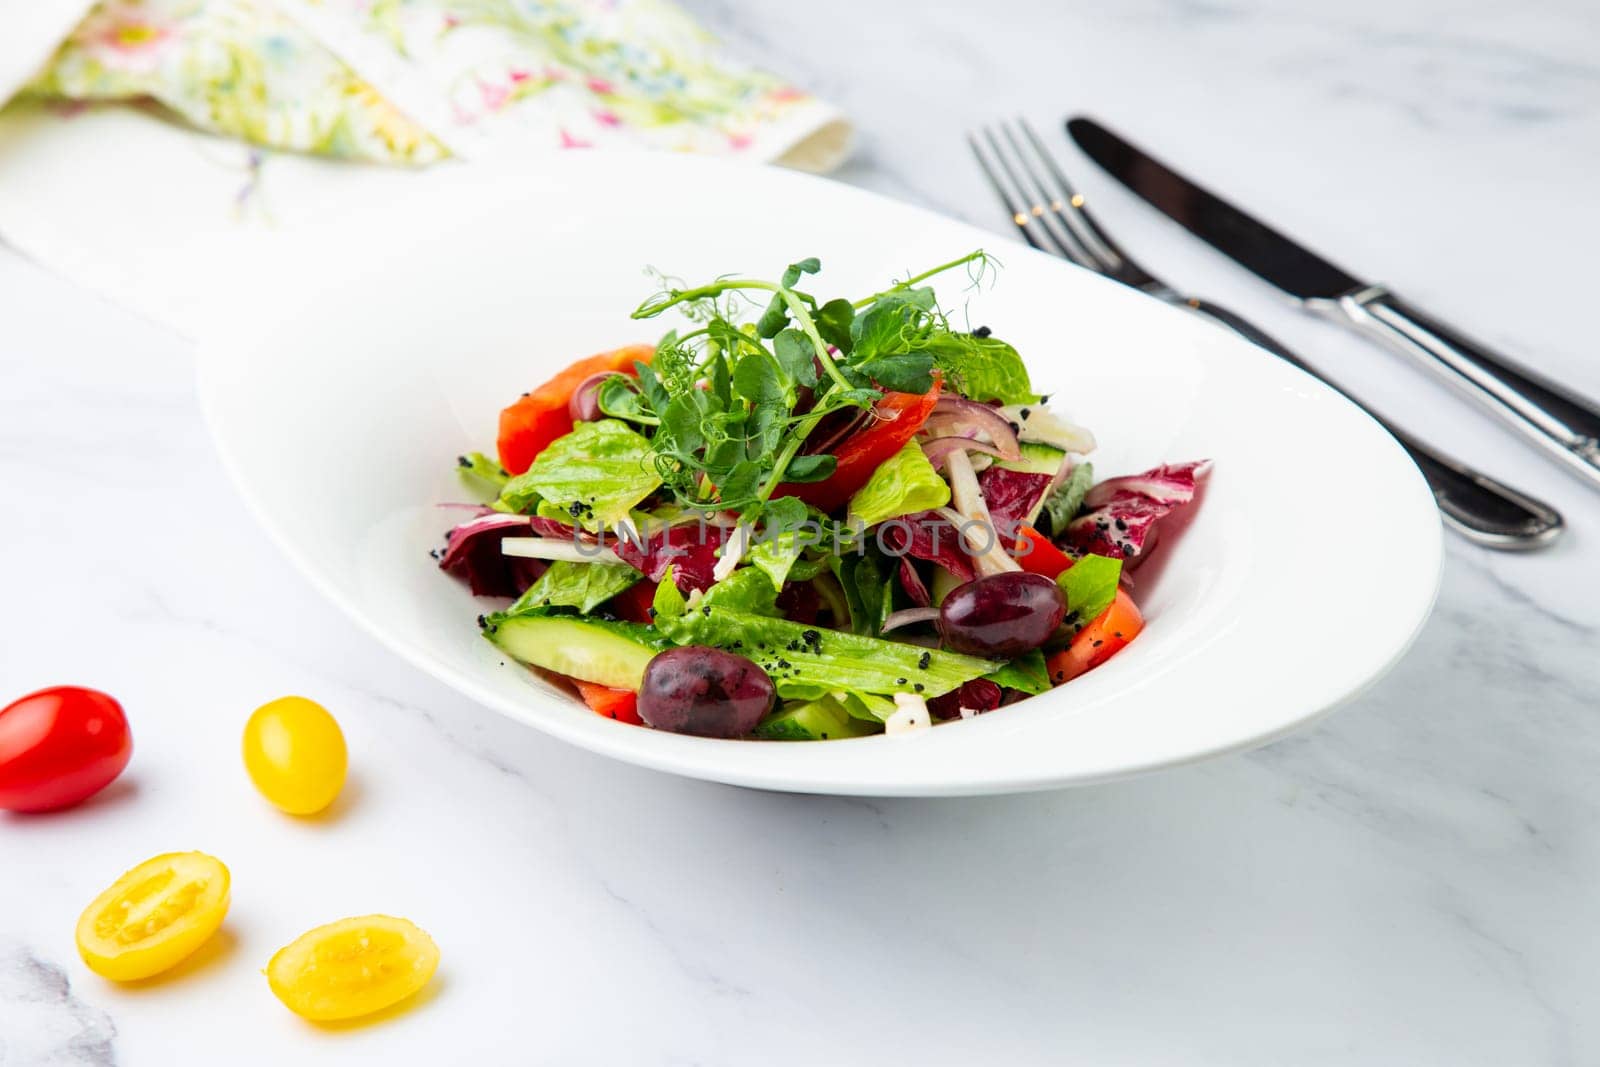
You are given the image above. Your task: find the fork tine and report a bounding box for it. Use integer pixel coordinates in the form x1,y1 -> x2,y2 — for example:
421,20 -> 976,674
1014,118 -> 1131,273
1004,119 -> 1125,274
976,126 -> 1100,270
967,132 -> 1047,254
996,122 -> 1108,271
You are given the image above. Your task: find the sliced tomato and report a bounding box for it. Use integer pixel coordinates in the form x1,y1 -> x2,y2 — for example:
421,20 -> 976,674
776,378 -> 942,513
573,680 -> 642,724
606,580 -> 658,625
1014,525 -> 1075,579
496,344 -> 654,475
1046,588 -> 1144,685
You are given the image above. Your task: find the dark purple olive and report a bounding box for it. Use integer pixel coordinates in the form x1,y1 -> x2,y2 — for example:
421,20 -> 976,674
938,572 -> 1066,658
638,646 -> 777,738
927,679 -> 1004,720
567,372 -> 615,422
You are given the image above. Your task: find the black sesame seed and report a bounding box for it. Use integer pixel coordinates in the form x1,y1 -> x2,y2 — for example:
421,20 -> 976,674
897,677 -> 907,685
646,607 -> 657,618
1019,407 -> 1031,420
1114,518 -> 1127,532
457,455 -> 471,468
918,651 -> 931,669
914,683 -> 925,693
972,325 -> 992,338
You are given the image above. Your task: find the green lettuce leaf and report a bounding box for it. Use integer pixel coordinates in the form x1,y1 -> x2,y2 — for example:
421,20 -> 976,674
1040,462 -> 1094,536
653,584 -> 997,699
829,550 -> 895,637
500,420 -> 661,528
748,530 -> 807,590
701,568 -> 783,615
1057,553 -> 1122,632
456,451 -> 509,498
504,560 -> 641,616
846,441 -> 950,528
983,649 -> 1051,695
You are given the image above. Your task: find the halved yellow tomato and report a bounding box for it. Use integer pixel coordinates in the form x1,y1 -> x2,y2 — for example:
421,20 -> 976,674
76,851 -> 231,981
266,915 -> 439,1021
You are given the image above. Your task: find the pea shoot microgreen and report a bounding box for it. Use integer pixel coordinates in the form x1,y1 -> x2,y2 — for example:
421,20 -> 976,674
597,250 -> 1010,530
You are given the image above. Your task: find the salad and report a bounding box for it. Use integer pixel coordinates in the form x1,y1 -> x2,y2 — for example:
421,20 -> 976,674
437,252 -> 1208,740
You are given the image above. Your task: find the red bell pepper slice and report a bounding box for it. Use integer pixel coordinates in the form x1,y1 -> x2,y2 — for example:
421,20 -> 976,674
1014,525 -> 1075,579
496,344 -> 654,475
775,378 -> 942,513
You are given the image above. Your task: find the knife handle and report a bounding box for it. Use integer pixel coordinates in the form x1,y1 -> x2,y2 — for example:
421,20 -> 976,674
1185,298 -> 1564,549
1323,285 -> 1600,490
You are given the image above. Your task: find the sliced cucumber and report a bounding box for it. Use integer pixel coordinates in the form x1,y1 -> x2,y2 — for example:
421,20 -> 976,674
753,698 -> 881,741
931,566 -> 962,607
994,441 -> 1067,475
487,615 -> 657,689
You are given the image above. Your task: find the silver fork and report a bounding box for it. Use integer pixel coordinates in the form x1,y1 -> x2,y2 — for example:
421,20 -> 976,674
969,118 -> 1564,551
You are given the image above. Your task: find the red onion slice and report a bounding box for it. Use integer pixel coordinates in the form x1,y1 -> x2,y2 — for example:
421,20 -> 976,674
922,397 -> 1021,459
921,435 -> 1009,471
568,371 -> 621,422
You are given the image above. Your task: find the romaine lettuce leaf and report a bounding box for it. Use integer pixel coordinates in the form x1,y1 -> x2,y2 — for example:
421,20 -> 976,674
500,420 -> 661,528
846,441 -> 951,528
456,451 -> 509,497
505,560 -> 641,616
653,571 -> 997,699
983,649 -> 1051,694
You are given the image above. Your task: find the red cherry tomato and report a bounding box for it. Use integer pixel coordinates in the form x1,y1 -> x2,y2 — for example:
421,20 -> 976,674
0,687 -> 132,812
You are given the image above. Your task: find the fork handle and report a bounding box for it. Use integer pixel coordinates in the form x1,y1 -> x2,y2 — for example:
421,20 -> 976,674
1183,298 -> 1564,550
1315,285 -> 1600,491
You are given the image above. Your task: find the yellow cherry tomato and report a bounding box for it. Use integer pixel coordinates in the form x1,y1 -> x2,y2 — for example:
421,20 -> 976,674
76,851 -> 231,981
266,915 -> 440,1021
242,696 -> 347,815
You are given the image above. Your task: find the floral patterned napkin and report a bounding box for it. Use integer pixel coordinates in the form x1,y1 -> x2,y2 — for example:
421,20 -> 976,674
15,0 -> 849,169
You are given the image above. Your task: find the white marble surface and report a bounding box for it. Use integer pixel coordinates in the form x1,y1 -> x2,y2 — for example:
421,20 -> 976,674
4,0 -> 1600,1063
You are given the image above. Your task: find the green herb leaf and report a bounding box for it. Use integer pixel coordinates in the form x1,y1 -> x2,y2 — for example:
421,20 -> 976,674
773,329 -> 819,388
846,441 -> 950,528
783,454 -> 837,484
815,298 -> 856,353
922,334 -> 1036,405
1056,553 -> 1122,632
853,352 -> 935,393
732,350 -> 783,405
780,257 -> 821,288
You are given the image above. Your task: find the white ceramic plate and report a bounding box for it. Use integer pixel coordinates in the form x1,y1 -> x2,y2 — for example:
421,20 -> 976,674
197,151 -> 1440,796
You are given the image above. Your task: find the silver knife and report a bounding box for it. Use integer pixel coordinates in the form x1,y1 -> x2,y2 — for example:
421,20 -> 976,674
1067,117 -> 1600,491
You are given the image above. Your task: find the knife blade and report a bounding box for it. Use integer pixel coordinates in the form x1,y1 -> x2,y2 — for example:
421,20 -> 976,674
1066,116 -> 1600,491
